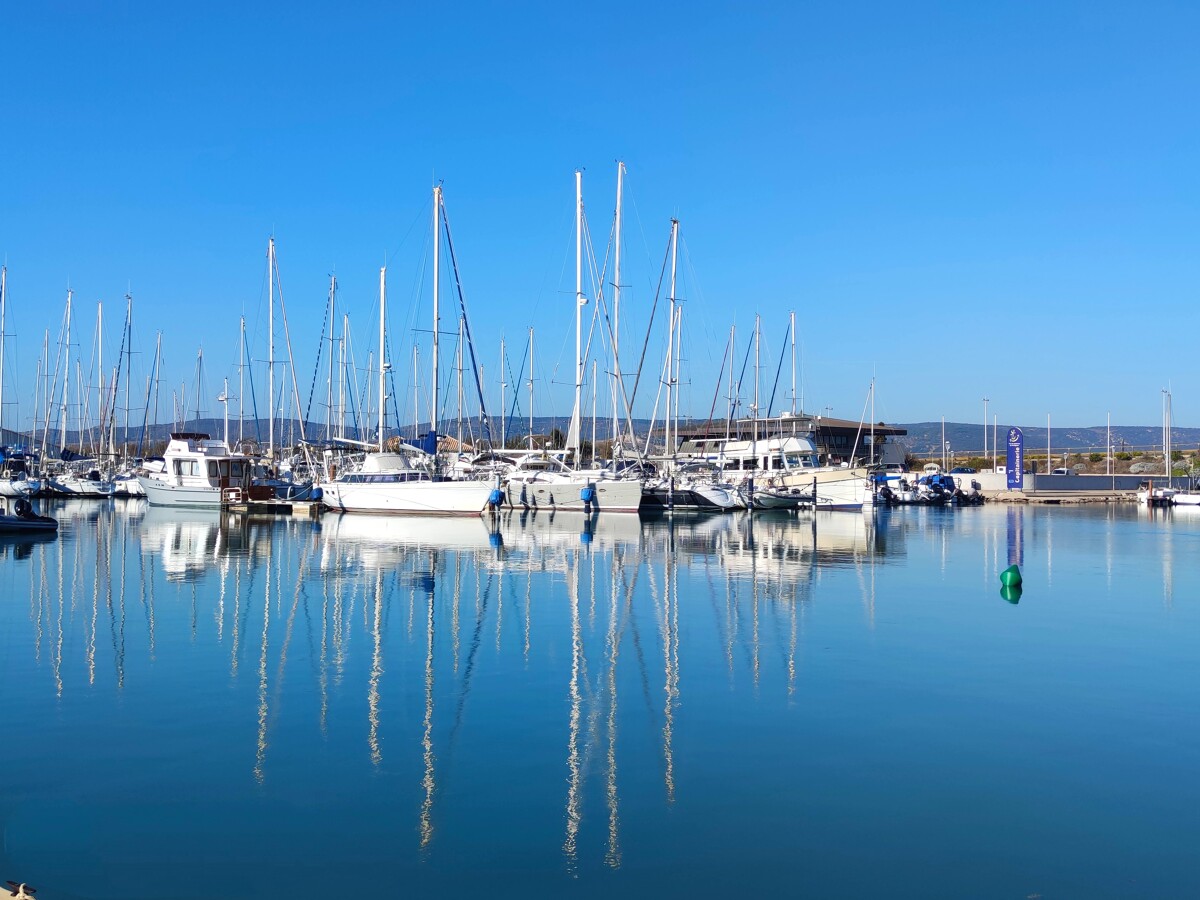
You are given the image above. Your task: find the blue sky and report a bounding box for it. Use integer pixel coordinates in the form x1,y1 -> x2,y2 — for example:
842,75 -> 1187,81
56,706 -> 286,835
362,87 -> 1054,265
2,1 -> 1198,439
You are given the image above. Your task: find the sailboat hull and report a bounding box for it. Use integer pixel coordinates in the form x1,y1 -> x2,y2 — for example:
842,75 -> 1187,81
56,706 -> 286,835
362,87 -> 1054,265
320,479 -> 491,515
504,478 -> 643,513
772,467 -> 871,511
0,479 -> 41,498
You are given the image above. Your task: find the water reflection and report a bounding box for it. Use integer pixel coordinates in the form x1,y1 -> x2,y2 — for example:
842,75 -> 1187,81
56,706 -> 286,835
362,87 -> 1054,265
11,500 -> 1191,891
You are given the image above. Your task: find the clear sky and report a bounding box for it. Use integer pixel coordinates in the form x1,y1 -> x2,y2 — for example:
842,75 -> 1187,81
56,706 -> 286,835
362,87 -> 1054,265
2,1 -> 1198,439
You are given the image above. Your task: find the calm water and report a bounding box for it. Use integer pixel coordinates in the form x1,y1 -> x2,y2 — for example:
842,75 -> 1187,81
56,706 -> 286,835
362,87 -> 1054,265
2,500 -> 1197,899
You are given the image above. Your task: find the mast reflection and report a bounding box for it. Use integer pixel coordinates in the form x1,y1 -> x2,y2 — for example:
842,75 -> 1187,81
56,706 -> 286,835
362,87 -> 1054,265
10,499 -> 924,872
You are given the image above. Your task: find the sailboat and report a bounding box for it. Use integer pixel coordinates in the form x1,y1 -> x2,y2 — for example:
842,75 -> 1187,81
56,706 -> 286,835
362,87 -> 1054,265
41,293 -> 114,498
501,170 -> 643,514
687,318 -> 876,512
0,267 -> 45,498
637,220 -> 739,512
318,186 -> 494,516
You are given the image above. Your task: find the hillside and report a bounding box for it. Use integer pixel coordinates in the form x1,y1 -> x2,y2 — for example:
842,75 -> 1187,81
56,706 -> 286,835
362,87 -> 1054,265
895,422 -> 1194,456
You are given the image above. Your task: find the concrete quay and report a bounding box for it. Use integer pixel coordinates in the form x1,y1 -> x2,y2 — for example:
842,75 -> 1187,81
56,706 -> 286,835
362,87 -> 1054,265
984,489 -> 1137,504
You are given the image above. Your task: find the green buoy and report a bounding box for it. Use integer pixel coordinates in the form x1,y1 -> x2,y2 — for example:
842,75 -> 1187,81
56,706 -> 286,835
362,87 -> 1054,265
1000,564 -> 1022,587
1000,584 -> 1023,604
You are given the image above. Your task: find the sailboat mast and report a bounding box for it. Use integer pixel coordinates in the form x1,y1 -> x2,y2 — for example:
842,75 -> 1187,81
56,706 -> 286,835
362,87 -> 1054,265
61,290 -> 72,453
268,237 -> 275,458
124,293 -> 132,462
789,309 -> 796,417
1164,389 -> 1172,479
193,347 -> 203,428
138,332 -> 160,456
97,301 -> 103,458
153,331 -> 161,439
33,355 -> 40,451
666,219 -> 679,461
753,313 -> 760,452
364,350 -> 373,443
673,304 -> 682,447
570,168 -> 585,461
326,275 -> 337,444
39,328 -> 49,453
411,346 -> 418,441
499,337 -> 506,450
378,266 -> 386,452
456,316 -> 464,450
612,162 -> 624,448
528,327 -> 534,449
725,324 -> 735,444
339,313 -> 348,441
432,184 -> 441,447
870,377 -> 876,465
238,316 -> 245,447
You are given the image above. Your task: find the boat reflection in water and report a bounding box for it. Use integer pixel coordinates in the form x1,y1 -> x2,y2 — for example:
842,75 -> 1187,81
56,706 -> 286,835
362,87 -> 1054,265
7,501 -> 907,896
6,503 -> 1196,896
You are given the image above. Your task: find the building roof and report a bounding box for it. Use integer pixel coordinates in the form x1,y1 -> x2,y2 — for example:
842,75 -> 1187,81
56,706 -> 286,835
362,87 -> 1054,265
674,414 -> 906,440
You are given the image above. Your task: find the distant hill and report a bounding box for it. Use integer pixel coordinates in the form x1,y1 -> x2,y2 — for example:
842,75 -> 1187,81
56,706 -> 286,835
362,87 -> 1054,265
2,414 -> 657,453
896,422 -> 1195,456
8,416 -> 1194,458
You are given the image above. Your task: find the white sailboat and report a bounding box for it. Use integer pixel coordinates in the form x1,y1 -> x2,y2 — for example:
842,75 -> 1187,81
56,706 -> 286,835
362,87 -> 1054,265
502,170 -> 643,514
318,187 -> 493,516
0,267 -> 44,498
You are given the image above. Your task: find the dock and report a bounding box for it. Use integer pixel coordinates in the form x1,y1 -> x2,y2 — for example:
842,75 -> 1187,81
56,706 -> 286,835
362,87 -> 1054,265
220,499 -> 325,518
985,490 -> 1139,504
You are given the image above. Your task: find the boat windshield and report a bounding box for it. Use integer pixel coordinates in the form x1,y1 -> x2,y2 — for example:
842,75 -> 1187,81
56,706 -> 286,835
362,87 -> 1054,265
783,452 -> 819,469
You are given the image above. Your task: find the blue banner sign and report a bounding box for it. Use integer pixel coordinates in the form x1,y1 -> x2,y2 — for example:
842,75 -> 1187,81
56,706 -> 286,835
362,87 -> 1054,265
1006,427 -> 1024,489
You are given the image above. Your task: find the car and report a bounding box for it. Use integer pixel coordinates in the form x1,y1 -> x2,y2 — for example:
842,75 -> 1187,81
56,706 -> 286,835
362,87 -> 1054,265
1051,467 -> 1076,475
950,466 -> 976,474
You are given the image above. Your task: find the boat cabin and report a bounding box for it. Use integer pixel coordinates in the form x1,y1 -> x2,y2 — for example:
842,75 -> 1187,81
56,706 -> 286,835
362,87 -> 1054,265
163,432 -> 252,488
716,436 -> 821,474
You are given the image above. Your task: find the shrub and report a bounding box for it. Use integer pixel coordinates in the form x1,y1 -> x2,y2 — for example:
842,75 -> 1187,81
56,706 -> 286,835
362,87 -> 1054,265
1116,452 -> 1133,461
1089,453 -> 1103,463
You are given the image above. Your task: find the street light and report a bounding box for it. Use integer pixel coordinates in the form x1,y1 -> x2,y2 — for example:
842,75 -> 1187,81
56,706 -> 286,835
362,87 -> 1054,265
983,396 -> 989,462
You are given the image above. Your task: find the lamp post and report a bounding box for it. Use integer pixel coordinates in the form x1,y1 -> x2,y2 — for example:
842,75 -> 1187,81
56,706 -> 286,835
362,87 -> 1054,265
983,396 -> 989,463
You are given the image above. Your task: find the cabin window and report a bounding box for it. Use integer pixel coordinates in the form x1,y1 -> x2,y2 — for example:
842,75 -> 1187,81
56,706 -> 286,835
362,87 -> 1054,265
208,462 -> 219,478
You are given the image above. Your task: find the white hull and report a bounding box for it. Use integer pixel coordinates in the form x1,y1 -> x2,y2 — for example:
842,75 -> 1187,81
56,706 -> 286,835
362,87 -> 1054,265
773,467 -> 869,511
49,477 -> 115,498
748,487 -> 807,510
139,476 -> 224,508
320,479 -> 491,515
114,477 -> 147,498
0,479 -> 41,498
504,478 -> 642,513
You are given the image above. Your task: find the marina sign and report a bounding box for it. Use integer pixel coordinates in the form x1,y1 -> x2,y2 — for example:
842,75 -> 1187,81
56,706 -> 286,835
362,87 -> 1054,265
1006,427 -> 1024,490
